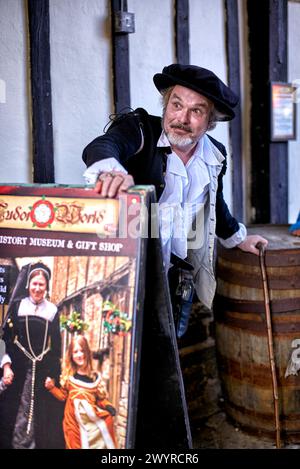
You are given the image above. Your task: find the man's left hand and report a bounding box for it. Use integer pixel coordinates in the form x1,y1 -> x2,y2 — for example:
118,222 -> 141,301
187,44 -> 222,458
237,235 -> 268,256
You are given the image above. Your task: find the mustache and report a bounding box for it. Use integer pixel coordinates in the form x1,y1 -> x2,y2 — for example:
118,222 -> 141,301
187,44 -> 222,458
170,123 -> 192,133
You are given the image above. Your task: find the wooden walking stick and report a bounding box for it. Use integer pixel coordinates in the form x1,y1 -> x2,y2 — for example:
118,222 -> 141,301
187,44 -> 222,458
258,242 -> 281,449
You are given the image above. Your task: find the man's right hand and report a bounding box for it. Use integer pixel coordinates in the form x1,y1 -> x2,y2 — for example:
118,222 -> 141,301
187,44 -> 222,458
95,171 -> 134,198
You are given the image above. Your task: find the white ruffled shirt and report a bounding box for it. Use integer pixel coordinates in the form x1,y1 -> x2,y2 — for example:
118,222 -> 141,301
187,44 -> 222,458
158,132 -> 233,268
83,132 -> 246,269
157,133 -> 210,265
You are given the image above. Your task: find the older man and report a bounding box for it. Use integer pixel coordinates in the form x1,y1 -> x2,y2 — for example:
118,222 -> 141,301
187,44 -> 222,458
82,64 -> 267,319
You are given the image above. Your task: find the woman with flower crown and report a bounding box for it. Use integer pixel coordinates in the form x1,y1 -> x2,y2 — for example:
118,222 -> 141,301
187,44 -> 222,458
0,262 -> 64,449
45,334 -> 117,449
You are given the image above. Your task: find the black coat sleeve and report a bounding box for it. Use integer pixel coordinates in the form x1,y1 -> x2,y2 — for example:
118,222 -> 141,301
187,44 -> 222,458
82,111 -> 144,168
215,159 -> 240,239
208,136 -> 240,240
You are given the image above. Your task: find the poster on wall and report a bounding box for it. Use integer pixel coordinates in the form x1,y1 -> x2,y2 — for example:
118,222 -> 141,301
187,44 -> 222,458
270,82 -> 297,141
0,184 -> 149,450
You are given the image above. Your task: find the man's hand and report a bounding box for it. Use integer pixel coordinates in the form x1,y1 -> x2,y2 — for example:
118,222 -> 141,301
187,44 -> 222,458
95,171 -> 134,198
237,235 -> 268,256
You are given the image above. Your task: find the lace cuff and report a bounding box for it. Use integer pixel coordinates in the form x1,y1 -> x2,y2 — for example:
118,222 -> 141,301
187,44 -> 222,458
218,223 -> 247,249
83,158 -> 128,185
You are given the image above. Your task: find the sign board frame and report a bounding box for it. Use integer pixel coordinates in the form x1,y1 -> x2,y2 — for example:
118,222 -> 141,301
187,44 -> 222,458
0,184 -> 149,449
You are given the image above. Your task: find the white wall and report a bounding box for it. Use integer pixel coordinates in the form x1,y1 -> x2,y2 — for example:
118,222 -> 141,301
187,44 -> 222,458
50,0 -> 112,184
129,0 -> 234,212
0,0 -> 30,183
190,0 -> 232,210
1,0 -> 299,223
0,0 -> 234,205
129,0 -> 174,116
288,1 -> 300,223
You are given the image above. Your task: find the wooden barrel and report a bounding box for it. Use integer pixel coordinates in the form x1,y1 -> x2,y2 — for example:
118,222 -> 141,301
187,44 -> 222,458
215,225 -> 300,442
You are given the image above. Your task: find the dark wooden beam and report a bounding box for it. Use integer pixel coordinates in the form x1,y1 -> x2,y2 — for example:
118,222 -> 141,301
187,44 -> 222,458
175,0 -> 190,64
268,0 -> 288,224
247,0 -> 288,224
247,0 -> 270,223
27,0 -> 54,183
111,0 -> 131,113
225,0 -> 243,222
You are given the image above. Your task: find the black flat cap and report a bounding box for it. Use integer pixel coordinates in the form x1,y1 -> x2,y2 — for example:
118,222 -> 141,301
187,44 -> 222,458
153,64 -> 239,121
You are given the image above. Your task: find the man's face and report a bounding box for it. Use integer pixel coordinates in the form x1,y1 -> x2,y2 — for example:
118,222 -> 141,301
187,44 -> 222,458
163,85 -> 213,150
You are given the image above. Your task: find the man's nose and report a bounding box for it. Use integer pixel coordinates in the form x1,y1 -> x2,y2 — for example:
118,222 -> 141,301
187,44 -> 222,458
178,108 -> 190,124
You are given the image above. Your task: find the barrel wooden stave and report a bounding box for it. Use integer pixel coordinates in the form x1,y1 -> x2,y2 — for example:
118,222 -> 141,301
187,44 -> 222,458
215,225 -> 300,441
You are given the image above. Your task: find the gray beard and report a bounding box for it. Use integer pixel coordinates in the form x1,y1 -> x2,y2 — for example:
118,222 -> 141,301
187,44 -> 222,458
166,132 -> 195,149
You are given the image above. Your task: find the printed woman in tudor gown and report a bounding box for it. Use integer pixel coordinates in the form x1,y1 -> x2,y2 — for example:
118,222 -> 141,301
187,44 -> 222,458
0,262 -> 64,449
45,334 -> 117,449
